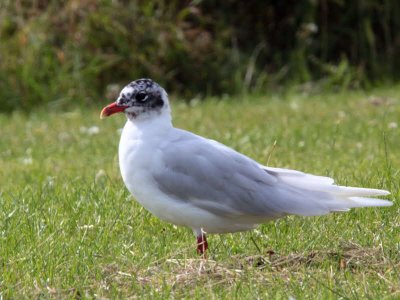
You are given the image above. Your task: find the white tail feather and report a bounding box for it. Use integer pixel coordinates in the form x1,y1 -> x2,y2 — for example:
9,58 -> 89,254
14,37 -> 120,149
263,165 -> 393,216
332,186 -> 390,197
348,197 -> 393,207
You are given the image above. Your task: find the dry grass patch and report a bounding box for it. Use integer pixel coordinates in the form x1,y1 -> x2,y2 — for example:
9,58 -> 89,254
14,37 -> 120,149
96,241 -> 399,296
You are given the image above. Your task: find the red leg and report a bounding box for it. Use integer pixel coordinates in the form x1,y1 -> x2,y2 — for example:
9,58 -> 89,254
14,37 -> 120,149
196,232 -> 208,255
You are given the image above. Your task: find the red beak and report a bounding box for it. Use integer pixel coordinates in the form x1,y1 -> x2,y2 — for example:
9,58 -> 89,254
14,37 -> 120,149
100,102 -> 128,119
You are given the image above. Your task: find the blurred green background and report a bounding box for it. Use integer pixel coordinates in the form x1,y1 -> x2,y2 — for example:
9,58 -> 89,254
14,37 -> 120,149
1,0 -> 399,111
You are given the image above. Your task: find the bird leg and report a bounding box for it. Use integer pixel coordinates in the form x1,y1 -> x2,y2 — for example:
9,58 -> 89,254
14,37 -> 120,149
196,232 -> 208,256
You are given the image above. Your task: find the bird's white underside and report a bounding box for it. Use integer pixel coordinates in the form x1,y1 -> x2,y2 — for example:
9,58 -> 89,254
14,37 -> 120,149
118,114 -> 250,235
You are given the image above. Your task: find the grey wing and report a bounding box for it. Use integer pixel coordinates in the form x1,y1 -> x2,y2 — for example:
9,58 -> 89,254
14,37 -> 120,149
151,129 -> 392,219
151,130 -> 288,219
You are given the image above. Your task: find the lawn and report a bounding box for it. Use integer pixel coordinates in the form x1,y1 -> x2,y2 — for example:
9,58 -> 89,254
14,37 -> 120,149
0,86 -> 399,298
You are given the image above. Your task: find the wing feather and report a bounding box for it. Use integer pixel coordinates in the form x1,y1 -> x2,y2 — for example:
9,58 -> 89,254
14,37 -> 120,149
152,130 -> 284,218
151,129 -> 391,220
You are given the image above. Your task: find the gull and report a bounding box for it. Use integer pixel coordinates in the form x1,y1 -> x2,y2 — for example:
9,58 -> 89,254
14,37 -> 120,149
100,78 -> 392,255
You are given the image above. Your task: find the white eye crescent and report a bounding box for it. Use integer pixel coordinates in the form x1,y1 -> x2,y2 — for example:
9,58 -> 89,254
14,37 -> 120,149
136,92 -> 148,102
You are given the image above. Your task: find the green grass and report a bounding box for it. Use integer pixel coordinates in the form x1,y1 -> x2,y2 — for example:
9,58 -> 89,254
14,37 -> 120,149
1,87 -> 399,298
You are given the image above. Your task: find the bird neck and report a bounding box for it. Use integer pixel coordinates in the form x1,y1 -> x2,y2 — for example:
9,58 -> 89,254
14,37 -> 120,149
126,110 -> 173,136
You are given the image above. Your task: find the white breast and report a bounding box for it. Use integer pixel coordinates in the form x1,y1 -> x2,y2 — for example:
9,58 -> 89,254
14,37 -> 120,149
118,119 -> 254,233
119,120 -> 207,224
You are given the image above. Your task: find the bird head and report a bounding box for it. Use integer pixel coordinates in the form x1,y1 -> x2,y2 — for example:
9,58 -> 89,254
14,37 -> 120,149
100,79 -> 169,120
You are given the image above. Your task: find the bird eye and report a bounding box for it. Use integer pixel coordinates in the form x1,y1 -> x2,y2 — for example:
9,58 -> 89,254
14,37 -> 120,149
136,92 -> 148,102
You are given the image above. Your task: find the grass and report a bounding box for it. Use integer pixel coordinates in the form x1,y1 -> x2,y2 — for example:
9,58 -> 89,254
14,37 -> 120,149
0,86 -> 399,298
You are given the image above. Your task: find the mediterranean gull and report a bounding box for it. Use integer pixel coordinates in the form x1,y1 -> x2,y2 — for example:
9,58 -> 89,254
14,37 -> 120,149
100,78 -> 392,255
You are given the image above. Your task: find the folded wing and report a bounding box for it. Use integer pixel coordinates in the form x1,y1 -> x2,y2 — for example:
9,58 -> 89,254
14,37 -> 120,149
151,129 -> 392,220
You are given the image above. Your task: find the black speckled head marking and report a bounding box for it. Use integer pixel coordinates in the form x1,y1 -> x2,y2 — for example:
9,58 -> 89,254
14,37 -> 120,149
117,79 -> 164,108
116,78 -> 168,119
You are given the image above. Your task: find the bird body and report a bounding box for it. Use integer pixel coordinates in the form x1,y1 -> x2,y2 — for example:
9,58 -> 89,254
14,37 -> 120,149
101,79 -> 392,254
118,116 -> 223,232
119,116 -> 270,235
